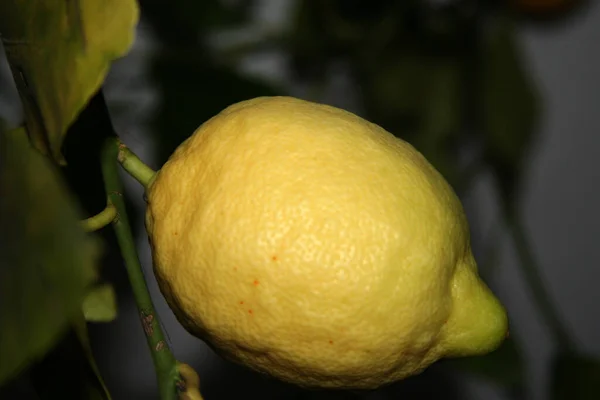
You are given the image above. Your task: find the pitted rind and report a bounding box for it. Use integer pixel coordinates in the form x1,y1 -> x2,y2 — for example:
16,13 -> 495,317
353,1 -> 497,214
145,96 -> 508,389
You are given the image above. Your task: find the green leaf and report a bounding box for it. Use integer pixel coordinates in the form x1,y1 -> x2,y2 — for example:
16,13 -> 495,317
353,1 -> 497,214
444,337 -> 523,387
82,284 -> 117,323
552,353 -> 600,400
480,16 -> 540,200
0,0 -> 139,164
0,127 -> 100,384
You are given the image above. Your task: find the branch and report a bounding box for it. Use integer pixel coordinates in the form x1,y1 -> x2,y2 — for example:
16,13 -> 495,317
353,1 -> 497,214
81,201 -> 117,232
116,140 -> 156,188
100,136 -> 179,399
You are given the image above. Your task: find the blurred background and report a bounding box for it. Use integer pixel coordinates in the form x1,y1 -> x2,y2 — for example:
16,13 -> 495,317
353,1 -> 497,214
1,0 -> 599,399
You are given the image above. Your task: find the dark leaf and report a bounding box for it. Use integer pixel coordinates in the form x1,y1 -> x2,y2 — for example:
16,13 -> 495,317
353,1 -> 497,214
287,0 -> 332,82
552,353 -> 600,400
141,0 -> 252,46
362,53 -> 465,187
368,53 -> 430,121
0,127 -> 99,384
480,16 -> 540,201
151,50 -> 281,165
414,58 -> 463,187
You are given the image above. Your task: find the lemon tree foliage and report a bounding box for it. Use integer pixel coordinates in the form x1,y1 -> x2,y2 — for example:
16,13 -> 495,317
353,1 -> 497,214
82,284 -> 117,323
365,54 -> 464,187
0,0 -> 139,164
145,97 -> 508,389
552,354 -> 600,400
0,128 -> 99,384
481,17 -> 540,201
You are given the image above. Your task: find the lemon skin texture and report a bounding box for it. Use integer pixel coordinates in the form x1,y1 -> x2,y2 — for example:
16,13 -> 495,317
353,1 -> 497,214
145,96 -> 508,389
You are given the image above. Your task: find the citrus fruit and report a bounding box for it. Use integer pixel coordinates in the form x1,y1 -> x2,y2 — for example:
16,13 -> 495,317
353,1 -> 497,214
145,96 -> 508,389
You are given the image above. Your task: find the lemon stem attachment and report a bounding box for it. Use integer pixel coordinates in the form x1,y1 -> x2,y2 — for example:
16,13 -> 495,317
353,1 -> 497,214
116,139 -> 156,189
505,208 -> 575,352
80,200 -> 117,232
101,136 -> 179,399
176,362 -> 204,400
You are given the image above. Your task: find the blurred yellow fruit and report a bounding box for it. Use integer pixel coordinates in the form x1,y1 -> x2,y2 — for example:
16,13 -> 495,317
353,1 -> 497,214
145,96 -> 508,389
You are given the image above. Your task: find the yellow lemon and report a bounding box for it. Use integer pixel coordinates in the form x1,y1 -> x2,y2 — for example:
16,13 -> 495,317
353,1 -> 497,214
145,96 -> 508,389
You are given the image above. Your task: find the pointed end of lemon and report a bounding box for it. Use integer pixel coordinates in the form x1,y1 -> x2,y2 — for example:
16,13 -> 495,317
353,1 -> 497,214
439,260 -> 509,358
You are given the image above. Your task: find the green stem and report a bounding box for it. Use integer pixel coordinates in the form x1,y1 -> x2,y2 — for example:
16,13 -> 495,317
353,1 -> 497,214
81,201 -> 117,232
504,209 -> 575,352
116,139 -> 156,189
100,136 -> 179,399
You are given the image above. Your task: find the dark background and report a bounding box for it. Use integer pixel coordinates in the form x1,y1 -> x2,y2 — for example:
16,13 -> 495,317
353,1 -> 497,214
1,1 -> 599,399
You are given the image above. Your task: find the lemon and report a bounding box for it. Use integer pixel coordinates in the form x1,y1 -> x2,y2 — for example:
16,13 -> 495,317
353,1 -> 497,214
145,96 -> 508,389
